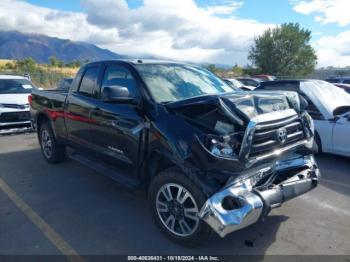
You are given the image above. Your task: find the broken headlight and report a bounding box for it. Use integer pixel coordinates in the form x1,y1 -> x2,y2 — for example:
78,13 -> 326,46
301,112 -> 314,148
301,112 -> 314,138
206,133 -> 243,159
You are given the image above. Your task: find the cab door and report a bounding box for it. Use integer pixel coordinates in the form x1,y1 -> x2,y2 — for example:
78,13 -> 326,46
88,63 -> 145,178
64,65 -> 101,150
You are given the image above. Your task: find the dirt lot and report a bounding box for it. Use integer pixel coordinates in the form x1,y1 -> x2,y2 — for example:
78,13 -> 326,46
0,133 -> 349,257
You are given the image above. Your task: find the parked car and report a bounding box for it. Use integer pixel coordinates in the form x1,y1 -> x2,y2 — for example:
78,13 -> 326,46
256,79 -> 350,157
223,78 -> 255,91
0,75 -> 34,134
253,74 -> 276,81
333,83 -> 350,94
325,76 -> 350,84
236,77 -> 261,87
57,78 -> 73,91
30,60 -> 319,246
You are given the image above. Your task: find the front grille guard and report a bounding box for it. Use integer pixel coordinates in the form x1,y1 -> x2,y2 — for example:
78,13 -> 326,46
238,109 -> 312,164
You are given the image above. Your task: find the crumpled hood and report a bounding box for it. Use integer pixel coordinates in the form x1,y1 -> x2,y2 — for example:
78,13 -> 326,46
166,91 -> 297,129
217,92 -> 291,121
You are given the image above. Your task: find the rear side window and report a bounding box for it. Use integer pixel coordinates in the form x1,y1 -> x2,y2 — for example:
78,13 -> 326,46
78,67 -> 99,98
102,65 -> 139,98
245,80 -> 258,87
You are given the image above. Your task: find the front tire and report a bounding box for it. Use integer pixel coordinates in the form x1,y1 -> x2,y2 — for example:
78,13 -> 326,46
148,167 -> 212,247
39,122 -> 66,164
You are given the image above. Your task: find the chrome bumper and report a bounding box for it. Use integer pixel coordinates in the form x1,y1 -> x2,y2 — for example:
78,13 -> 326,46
199,154 -> 320,238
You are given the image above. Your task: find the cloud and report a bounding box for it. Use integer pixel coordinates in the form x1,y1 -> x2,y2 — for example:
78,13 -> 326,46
1,0 -> 348,68
203,1 -> 244,17
6,0 -> 348,68
291,0 -> 350,26
0,0 -> 275,65
80,0 -> 274,63
0,0 -> 120,45
314,30 -> 350,67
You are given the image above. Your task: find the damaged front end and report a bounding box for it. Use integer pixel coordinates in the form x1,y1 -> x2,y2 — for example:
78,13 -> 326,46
199,154 -> 320,237
165,91 -> 318,238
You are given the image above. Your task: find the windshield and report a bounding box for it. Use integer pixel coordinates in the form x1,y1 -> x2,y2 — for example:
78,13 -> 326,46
0,79 -> 33,94
135,64 -> 233,103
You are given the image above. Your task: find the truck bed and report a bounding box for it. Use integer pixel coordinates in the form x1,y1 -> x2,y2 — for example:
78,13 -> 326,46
30,88 -> 68,133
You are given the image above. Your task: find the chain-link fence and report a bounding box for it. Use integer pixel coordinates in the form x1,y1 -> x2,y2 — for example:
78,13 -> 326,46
0,70 -> 76,89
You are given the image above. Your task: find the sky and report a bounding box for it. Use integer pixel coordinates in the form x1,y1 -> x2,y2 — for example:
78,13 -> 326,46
1,0 -> 350,68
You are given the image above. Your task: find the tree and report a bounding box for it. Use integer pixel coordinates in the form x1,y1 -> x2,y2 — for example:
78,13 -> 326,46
231,64 -> 243,76
248,23 -> 317,77
16,57 -> 37,72
207,64 -> 218,73
49,56 -> 59,67
66,60 -> 81,68
4,62 -> 15,70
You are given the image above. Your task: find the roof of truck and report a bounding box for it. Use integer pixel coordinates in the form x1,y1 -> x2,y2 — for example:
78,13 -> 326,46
127,59 -> 184,64
85,59 -> 190,67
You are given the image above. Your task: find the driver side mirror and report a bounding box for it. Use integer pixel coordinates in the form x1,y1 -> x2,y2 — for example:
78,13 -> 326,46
102,85 -> 136,104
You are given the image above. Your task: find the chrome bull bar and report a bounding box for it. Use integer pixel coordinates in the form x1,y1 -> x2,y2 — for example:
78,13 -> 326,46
199,155 -> 320,238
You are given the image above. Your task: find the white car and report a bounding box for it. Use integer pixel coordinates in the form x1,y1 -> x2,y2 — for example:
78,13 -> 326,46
257,79 -> 350,157
223,78 -> 256,91
0,75 -> 34,134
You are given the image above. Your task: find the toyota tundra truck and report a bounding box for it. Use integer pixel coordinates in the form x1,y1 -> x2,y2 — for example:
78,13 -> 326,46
30,60 -> 320,246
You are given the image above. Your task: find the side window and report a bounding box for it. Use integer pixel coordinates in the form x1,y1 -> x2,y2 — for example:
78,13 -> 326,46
102,65 -> 138,98
78,67 -> 99,98
247,80 -> 258,86
343,79 -> 350,84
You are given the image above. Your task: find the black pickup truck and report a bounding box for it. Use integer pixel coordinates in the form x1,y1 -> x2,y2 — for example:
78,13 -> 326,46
30,60 -> 320,246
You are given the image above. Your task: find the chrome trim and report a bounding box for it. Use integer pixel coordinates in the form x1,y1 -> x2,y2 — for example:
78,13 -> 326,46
252,139 -> 308,162
199,154 -> 319,238
254,109 -> 296,123
0,120 -> 32,126
0,126 -> 33,135
199,179 -> 263,238
256,115 -> 299,130
239,109 -> 300,161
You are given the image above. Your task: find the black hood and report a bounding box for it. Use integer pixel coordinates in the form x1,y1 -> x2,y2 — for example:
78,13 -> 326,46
165,91 -> 295,134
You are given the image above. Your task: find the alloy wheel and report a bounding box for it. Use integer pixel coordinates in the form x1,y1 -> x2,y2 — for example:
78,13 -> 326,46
41,129 -> 53,159
156,183 -> 200,237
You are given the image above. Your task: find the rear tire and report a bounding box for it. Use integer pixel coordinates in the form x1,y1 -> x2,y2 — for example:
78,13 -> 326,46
39,122 -> 66,164
148,167 -> 212,247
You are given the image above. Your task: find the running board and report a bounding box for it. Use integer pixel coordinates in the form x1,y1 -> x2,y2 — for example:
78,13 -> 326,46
69,152 -> 139,189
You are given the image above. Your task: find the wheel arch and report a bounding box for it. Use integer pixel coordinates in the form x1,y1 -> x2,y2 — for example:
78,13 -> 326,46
36,112 -> 60,142
143,149 -> 180,187
143,149 -> 218,197
36,113 -> 50,137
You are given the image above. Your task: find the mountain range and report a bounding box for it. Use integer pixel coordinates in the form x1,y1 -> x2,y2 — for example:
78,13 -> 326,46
0,31 -> 126,63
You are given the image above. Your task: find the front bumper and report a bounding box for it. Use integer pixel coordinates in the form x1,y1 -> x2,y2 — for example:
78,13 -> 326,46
199,154 -> 320,238
0,109 -> 33,134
